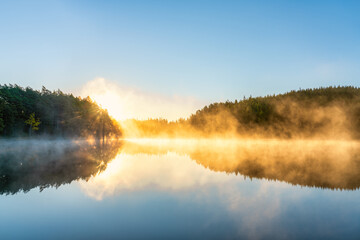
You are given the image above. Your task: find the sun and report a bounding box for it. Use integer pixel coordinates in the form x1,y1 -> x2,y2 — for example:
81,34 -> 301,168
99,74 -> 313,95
80,78 -> 203,121
90,90 -> 126,120
79,78 -> 131,120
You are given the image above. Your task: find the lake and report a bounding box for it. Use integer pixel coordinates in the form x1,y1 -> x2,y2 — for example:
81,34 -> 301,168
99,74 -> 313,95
0,139 -> 360,239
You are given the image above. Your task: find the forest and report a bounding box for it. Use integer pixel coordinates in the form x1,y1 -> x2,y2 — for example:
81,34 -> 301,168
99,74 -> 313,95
2,85 -> 359,139
123,86 -> 360,139
0,85 -> 121,138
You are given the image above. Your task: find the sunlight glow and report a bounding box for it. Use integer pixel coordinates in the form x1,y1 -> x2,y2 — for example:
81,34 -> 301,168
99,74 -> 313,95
88,90 -> 126,121
79,139 -> 360,200
79,151 -> 234,201
79,78 -> 205,121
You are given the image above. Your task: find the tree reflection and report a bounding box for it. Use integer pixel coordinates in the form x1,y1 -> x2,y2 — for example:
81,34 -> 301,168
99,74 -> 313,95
121,139 -> 360,190
2,139 -> 360,195
0,140 -> 122,194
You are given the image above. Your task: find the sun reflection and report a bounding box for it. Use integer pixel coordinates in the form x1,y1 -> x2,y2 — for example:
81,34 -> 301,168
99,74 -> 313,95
79,139 -> 360,200
79,151 -> 236,201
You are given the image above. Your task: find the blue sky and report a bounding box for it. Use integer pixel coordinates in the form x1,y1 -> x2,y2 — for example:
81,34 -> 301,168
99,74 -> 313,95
1,0 -> 359,103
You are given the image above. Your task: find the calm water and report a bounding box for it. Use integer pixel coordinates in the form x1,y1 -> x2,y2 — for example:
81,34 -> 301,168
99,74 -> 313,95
0,139 -> 360,239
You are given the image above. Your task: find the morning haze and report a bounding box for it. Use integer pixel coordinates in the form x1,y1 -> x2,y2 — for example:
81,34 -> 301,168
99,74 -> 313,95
0,1 -> 360,239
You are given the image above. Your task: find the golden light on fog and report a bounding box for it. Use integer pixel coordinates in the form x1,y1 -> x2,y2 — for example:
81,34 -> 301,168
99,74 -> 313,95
79,78 -> 205,121
79,138 -> 360,200
79,150 -> 233,201
89,90 -> 127,120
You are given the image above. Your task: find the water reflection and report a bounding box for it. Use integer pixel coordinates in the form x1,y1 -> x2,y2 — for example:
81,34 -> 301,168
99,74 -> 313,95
0,140 -> 122,194
80,152 -> 235,200
1,139 -> 360,196
80,139 -> 360,200
1,139 -> 360,239
118,139 -> 360,190
189,139 -> 360,190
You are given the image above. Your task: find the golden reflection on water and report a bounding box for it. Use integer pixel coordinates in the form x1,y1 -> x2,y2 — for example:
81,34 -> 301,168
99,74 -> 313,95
80,152 -> 234,200
80,139 -> 360,200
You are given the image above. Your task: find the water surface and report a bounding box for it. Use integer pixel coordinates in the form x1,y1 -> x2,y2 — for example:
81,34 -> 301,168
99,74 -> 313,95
0,139 -> 359,239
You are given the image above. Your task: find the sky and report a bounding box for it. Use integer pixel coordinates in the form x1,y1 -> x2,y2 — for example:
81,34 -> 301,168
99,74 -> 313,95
1,0 -> 359,119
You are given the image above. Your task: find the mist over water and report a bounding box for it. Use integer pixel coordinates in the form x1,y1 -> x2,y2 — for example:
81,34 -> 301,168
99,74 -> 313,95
0,139 -> 122,194
0,139 -> 360,239
117,139 -> 360,190
2,0 -> 360,238
2,138 -> 359,194
0,138 -> 359,239
2,86 -> 359,239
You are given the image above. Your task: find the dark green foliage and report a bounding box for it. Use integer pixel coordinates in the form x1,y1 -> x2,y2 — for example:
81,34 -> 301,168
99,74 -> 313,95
188,86 -> 360,138
119,86 -> 360,138
0,84 -> 121,138
121,86 -> 360,139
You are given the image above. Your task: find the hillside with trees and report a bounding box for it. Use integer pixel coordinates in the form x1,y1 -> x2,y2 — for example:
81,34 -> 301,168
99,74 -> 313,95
122,86 -> 360,139
0,85 -> 121,138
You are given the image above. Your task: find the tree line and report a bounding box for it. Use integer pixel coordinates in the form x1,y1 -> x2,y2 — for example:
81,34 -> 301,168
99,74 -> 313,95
122,86 -> 360,139
0,84 -> 121,138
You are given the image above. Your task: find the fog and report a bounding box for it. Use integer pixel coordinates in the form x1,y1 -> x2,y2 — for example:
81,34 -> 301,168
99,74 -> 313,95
118,89 -> 360,141
0,139 -> 122,194
1,138 -> 359,197
117,139 -> 360,190
79,78 -> 205,121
